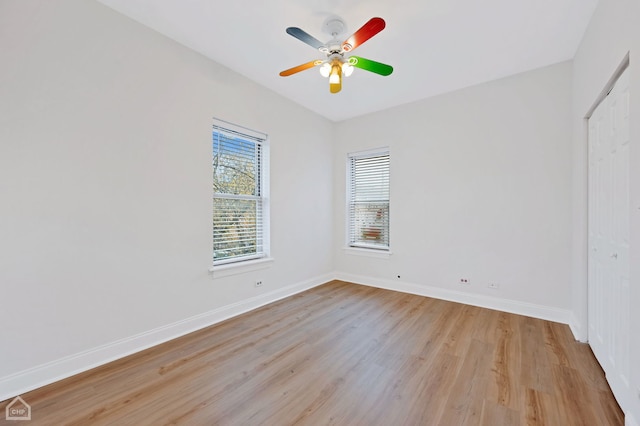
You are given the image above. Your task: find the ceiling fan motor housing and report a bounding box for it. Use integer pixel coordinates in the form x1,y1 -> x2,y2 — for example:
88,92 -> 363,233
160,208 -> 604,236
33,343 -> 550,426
322,16 -> 347,37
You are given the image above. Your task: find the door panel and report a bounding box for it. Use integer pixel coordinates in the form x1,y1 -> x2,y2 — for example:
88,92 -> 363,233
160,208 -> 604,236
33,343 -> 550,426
587,67 -> 630,405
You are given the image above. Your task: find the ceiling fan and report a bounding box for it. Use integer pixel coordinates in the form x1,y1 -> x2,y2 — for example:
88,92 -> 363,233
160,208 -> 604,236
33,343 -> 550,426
279,16 -> 393,94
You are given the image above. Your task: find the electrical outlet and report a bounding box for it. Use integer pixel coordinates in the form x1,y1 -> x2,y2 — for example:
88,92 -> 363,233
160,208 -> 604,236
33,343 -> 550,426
488,283 -> 499,289
459,278 -> 470,285
255,280 -> 263,287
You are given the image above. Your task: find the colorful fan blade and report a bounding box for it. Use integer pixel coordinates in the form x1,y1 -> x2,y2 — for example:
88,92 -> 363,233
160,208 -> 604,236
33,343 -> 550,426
342,17 -> 385,52
348,56 -> 393,76
330,80 -> 342,93
279,60 -> 323,77
286,27 -> 325,50
329,62 -> 342,93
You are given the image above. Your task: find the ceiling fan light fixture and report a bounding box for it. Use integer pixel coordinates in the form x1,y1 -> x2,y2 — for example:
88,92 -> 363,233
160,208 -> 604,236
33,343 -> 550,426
342,62 -> 354,77
319,62 -> 331,77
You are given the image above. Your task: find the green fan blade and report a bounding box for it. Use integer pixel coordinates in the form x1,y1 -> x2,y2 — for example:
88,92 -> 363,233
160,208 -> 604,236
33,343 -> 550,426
348,56 -> 393,76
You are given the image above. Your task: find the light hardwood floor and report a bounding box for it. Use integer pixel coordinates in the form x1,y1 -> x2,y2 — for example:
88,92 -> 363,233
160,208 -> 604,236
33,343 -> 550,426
0,281 -> 623,425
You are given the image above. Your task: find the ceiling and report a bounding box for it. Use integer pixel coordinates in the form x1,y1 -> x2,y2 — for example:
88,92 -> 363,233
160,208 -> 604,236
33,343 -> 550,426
97,0 -> 598,122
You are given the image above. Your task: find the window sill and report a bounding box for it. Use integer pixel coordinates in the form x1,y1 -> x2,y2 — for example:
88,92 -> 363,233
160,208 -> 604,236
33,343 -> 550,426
342,247 -> 392,259
209,257 -> 274,279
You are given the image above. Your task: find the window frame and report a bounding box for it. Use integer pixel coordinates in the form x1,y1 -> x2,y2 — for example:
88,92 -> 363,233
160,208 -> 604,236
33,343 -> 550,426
346,147 -> 390,252
212,119 -> 270,268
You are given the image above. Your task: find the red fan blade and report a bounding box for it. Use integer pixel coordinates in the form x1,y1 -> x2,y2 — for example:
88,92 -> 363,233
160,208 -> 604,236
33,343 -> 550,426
342,17 -> 385,52
279,60 -> 323,77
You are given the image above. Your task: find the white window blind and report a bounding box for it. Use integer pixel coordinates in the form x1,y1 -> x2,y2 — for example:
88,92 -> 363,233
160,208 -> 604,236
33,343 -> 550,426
348,149 -> 390,250
213,120 -> 268,265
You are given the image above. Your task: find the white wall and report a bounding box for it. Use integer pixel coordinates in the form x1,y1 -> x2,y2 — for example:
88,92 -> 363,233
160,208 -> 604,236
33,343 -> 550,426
0,0 -> 333,398
572,0 -> 640,422
333,62 -> 574,321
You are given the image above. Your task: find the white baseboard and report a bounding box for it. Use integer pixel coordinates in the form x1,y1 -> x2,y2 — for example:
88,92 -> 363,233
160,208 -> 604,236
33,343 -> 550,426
0,272 -> 587,403
335,272 -> 574,326
568,313 -> 588,342
0,273 -> 333,402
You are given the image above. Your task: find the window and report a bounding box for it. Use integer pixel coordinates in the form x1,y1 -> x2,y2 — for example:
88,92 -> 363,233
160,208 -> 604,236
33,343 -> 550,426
213,120 -> 269,266
347,149 -> 390,250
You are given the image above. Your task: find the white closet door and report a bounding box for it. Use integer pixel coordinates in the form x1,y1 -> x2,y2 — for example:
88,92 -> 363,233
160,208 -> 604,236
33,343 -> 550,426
588,88 -> 609,364
587,67 -> 630,406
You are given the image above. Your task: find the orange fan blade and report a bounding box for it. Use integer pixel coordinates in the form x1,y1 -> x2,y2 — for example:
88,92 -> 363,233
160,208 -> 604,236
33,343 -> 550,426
342,17 -> 385,52
279,60 -> 323,76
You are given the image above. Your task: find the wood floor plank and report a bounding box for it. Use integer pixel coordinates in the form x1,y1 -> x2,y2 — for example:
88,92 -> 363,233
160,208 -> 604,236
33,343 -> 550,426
551,363 -> 607,426
0,281 -> 624,425
437,338 -> 494,426
518,316 -> 556,394
542,321 -> 572,367
479,399 -> 520,426
523,388 -> 565,426
400,353 -> 460,425
486,311 -> 522,411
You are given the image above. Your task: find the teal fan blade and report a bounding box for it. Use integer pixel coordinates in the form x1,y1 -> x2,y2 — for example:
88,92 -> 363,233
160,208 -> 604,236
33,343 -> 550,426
286,27 -> 325,50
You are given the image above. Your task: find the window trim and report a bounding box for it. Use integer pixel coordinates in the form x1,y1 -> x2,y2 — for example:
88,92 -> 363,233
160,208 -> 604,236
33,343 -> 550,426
346,147 -> 390,252
212,118 -> 270,269
209,257 -> 274,278
342,246 -> 393,259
